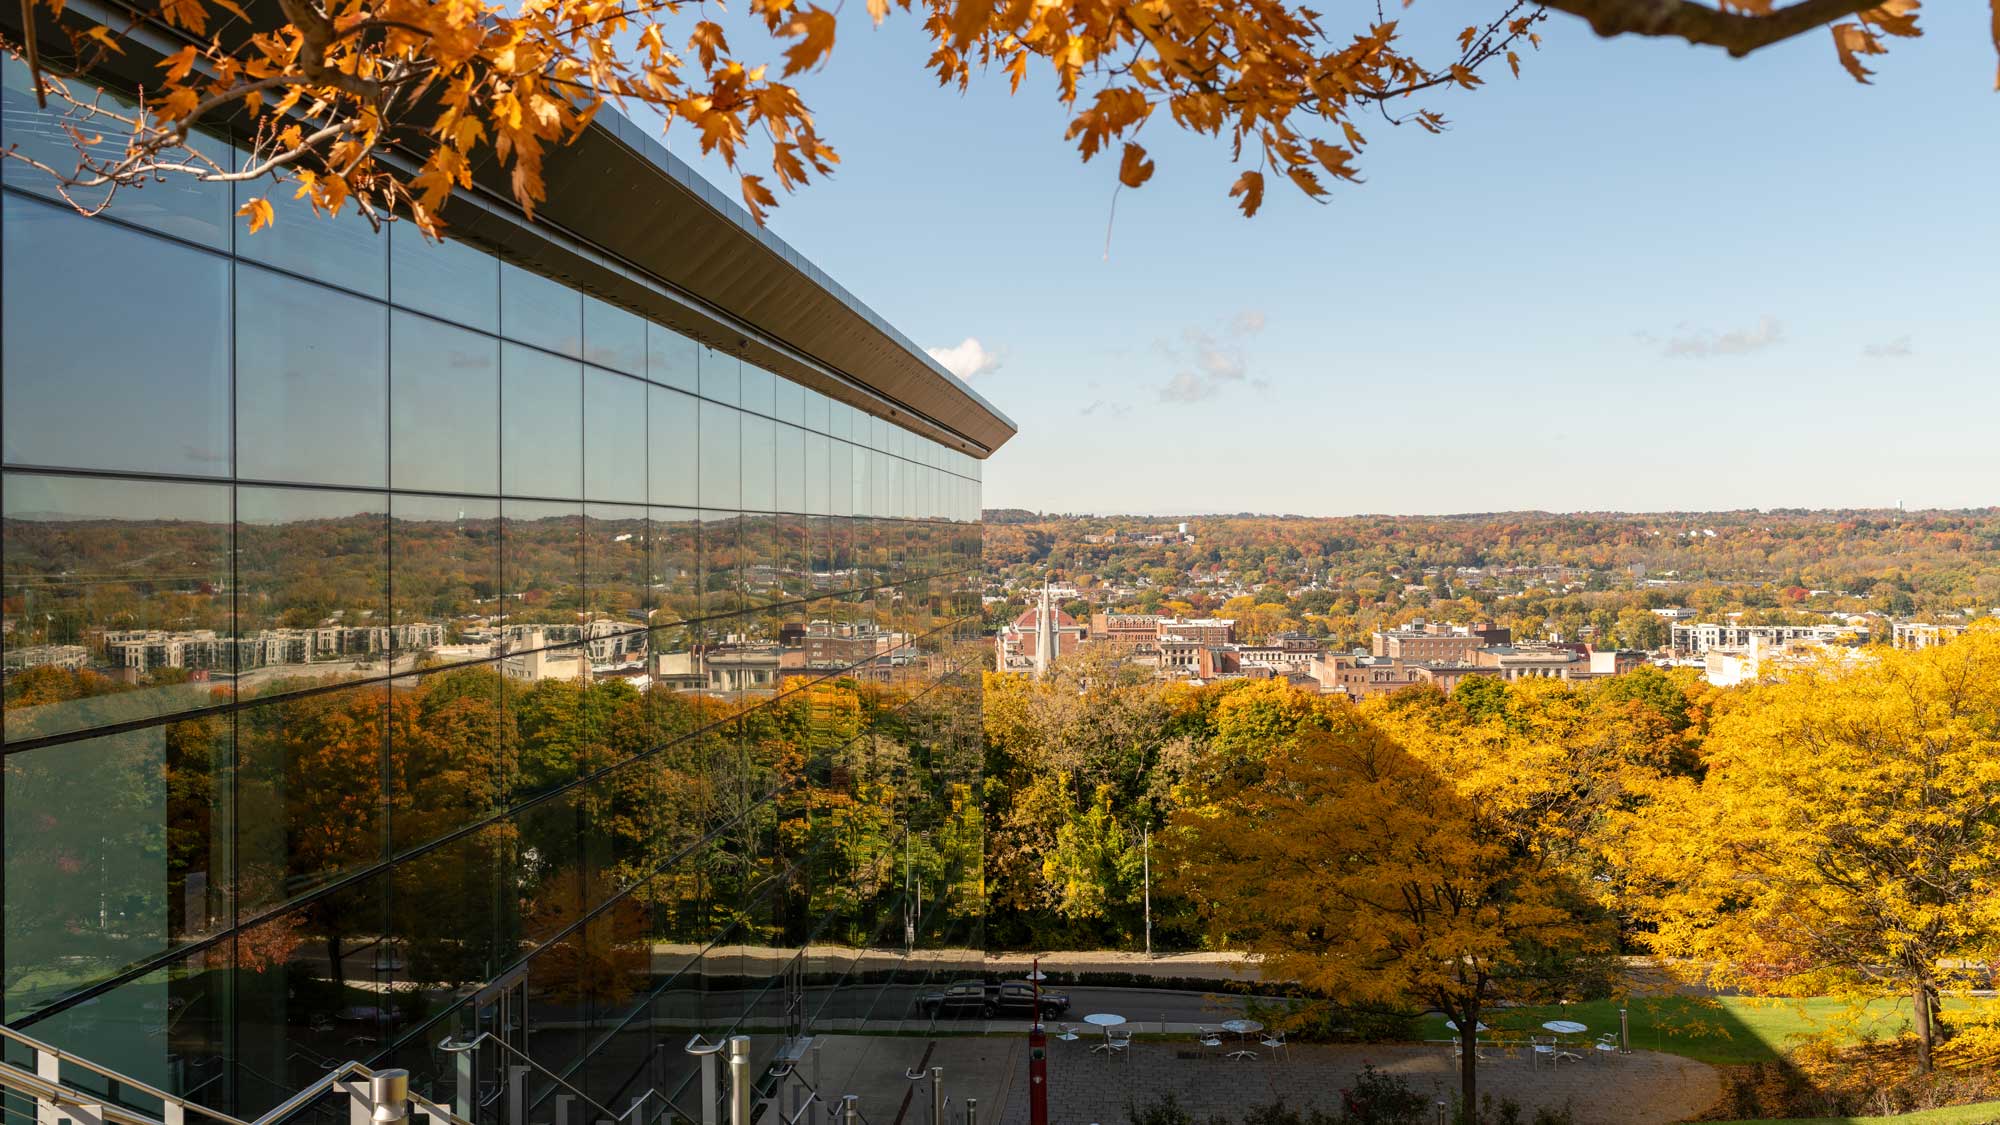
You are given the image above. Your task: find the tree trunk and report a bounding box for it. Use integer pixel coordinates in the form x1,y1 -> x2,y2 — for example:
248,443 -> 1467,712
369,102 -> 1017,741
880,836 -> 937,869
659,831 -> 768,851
1459,1005 -> 1479,1121
1912,977 -> 1934,1074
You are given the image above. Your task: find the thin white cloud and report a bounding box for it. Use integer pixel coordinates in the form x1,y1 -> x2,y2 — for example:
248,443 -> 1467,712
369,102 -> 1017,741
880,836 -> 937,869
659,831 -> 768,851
1081,399 -> 1132,417
925,337 -> 1003,380
1662,315 -> 1783,359
1863,335 -> 1913,358
1158,373 -> 1215,403
1156,312 -> 1268,403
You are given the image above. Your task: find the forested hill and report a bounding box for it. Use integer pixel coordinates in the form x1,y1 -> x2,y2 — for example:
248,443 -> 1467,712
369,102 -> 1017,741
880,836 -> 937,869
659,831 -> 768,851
979,509 -> 2000,647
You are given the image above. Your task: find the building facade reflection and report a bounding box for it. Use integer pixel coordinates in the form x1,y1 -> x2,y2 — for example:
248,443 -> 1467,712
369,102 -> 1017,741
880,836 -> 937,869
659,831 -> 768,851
1,52 -> 1008,1125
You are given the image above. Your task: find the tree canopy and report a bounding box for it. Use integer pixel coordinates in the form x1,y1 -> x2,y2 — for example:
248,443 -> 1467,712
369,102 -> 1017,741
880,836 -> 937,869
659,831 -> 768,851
2,0 -> 1992,230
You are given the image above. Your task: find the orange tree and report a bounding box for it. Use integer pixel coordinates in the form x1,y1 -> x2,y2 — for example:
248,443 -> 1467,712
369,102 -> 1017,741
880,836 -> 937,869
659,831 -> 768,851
1165,705 -> 1616,1114
2,0 -> 1988,230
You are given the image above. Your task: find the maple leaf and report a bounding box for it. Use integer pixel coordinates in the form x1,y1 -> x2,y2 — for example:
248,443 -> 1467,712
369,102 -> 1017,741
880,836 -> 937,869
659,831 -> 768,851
740,172 -> 777,224
85,25 -> 125,52
1228,169 -> 1264,217
780,7 -> 837,77
157,0 -> 208,33
1117,141 -> 1155,188
237,196 -> 275,233
1830,21 -> 1886,83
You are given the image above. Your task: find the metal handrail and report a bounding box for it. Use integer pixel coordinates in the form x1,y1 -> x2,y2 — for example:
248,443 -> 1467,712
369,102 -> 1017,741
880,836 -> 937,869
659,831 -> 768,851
437,1032 -> 658,1125
0,1023 -> 474,1125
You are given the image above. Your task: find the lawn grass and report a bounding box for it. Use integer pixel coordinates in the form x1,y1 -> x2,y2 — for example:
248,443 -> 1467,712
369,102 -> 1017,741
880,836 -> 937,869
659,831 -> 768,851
1415,995 -> 2000,1067
1705,1102 -> 2000,1124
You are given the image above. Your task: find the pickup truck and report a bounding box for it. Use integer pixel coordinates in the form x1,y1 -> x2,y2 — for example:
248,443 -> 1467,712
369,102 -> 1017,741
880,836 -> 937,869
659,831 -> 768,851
917,979 -> 1071,1019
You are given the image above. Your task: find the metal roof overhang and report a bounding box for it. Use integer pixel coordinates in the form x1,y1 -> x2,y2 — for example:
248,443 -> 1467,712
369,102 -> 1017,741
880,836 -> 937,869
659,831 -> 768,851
449,114 -> 1017,458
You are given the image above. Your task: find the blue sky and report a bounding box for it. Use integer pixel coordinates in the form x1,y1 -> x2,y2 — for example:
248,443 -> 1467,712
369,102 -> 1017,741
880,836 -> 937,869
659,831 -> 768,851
668,4 -> 2000,516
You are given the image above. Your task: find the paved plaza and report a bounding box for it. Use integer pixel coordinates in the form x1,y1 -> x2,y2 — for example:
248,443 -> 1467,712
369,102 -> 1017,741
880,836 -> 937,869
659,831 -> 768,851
785,1033 -> 1719,1125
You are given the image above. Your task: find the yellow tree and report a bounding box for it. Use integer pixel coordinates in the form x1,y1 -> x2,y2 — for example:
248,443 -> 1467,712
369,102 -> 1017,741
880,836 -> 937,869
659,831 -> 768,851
1630,627 -> 2000,1073
2,0 -> 1987,231
1167,709 -> 1615,1113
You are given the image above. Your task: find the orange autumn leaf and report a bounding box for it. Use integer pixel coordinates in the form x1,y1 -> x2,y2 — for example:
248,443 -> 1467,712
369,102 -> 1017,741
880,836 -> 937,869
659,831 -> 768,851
1116,141 -> 1154,188
237,196 -> 275,233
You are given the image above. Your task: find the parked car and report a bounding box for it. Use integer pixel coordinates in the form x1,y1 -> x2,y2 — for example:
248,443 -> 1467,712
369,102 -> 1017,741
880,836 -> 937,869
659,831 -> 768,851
918,980 -> 995,1017
992,980 -> 1070,1018
917,979 -> 1071,1018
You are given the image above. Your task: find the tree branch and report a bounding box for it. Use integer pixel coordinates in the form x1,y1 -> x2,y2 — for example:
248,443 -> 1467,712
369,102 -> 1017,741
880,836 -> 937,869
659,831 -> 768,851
1540,0 -> 1886,57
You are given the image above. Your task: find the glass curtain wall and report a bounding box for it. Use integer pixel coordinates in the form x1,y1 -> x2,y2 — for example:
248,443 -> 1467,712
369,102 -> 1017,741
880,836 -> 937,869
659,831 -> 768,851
1,57 -> 988,1125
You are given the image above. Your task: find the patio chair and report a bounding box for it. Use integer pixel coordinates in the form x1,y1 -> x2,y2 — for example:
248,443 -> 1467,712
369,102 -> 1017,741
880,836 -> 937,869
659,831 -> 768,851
1106,1027 -> 1133,1060
1197,1027 -> 1223,1058
1258,1029 -> 1289,1062
1593,1034 -> 1619,1060
1531,1036 -> 1556,1067
1056,1023 -> 1079,1042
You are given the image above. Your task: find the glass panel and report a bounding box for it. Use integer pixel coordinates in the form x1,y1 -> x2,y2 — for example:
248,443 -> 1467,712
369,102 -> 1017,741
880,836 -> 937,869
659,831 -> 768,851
393,820 -> 518,991
236,264 -> 389,487
502,498 -> 585,636
698,402 -> 740,510
500,261 -> 582,357
740,363 -> 775,418
586,502 -> 651,639
232,873 -> 392,1114
700,514 -> 741,622
2,56 -> 234,246
647,321 -> 698,393
585,367 -> 647,503
584,295 -> 646,375
390,309 -> 499,494
802,387 -> 829,434
649,508 -> 700,628
774,376 -> 804,426
389,494 -> 500,670
648,385 -> 699,508
805,432 -> 831,516
390,222 -> 499,332
502,342 -> 583,499
830,440 -> 853,517
699,345 -> 740,406
389,665 -> 509,851
776,423 -> 806,515
3,473 -> 231,744
235,485 -> 390,696
741,414 -> 775,513
235,682 -> 390,912
235,180 -> 388,298
2,721 -> 230,1020
2,195 -> 231,476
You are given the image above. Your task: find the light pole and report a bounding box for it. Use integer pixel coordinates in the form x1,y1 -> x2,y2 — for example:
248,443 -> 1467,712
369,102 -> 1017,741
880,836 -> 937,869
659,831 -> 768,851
1141,828 -> 1152,960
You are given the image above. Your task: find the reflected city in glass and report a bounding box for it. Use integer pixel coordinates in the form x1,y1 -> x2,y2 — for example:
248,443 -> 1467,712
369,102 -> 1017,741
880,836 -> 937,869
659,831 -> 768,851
2,54 -> 996,1125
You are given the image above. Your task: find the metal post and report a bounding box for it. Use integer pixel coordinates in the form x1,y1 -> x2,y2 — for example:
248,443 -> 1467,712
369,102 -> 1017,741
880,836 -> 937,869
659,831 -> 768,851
36,1049 -> 60,1125
929,1067 -> 944,1125
965,1098 -> 977,1125
841,1096 -> 862,1125
728,1036 -> 753,1125
370,1072 -> 411,1125
1434,1101 -> 1448,1125
454,1041 -> 475,1120
1619,1007 -> 1630,1053
1142,828 -> 1152,960
508,1065 -> 529,1125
